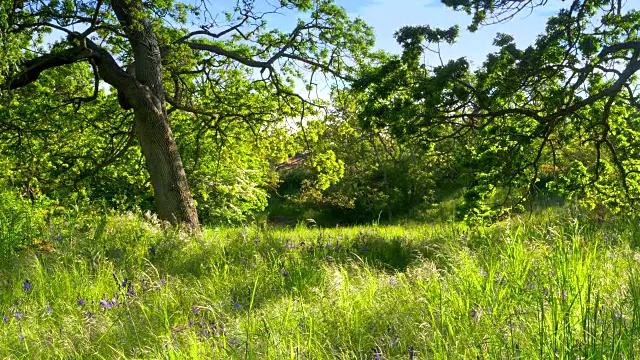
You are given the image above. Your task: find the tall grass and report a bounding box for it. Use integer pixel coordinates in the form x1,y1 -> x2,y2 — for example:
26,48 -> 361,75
0,205 -> 639,358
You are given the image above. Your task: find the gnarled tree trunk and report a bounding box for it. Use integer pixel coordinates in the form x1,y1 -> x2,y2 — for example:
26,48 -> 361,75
110,0 -> 199,229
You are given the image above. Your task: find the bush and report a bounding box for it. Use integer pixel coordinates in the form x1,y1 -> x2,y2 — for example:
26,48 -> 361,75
0,189 -> 46,256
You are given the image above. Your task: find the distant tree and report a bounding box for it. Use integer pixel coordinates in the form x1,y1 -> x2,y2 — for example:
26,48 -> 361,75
355,0 -> 640,217
0,0 -> 373,229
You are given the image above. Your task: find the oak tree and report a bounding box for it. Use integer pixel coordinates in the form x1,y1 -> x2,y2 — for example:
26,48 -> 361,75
355,0 -> 640,217
1,0 -> 373,228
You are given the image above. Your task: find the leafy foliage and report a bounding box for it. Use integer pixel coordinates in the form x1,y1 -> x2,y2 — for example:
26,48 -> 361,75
353,0 -> 640,220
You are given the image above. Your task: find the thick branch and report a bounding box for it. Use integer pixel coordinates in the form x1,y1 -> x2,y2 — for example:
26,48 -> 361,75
3,47 -> 93,89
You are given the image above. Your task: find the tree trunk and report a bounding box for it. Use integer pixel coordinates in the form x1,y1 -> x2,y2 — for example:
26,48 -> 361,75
111,0 -> 200,229
133,101 -> 199,229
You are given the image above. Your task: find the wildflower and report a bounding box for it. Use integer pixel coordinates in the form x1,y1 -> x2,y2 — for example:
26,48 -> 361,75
191,306 -> 199,315
479,269 -> 488,277
161,278 -> 166,286
149,246 -> 156,255
99,299 -> 112,309
615,312 -> 622,320
3,316 -> 8,323
77,298 -> 85,306
325,244 -> 331,250
360,245 -> 369,251
390,279 -> 398,286
121,279 -> 128,288
203,329 -> 210,337
281,270 -> 290,278
233,303 -> 241,310
408,345 -> 415,359
46,305 -> 53,314
470,309 -> 478,319
23,280 -> 33,292
127,287 -> 136,296
188,321 -> 194,327
54,235 -> 62,243
85,311 -> 95,319
391,335 -> 398,346
14,312 -> 22,320
542,287 -> 549,296
18,334 -> 24,341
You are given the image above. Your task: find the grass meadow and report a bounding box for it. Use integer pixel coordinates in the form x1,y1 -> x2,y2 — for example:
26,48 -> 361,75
1,204 -> 640,359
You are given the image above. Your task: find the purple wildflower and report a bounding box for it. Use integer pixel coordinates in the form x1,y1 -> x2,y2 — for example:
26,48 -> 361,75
325,244 -> 331,250
360,245 -> 369,251
46,305 -> 53,314
127,287 -> 136,296
23,280 -> 33,292
149,246 -> 156,255
14,312 -> 22,320
18,334 -> 24,341
191,306 -> 199,315
234,303 -> 241,310
99,299 -> 112,309
77,298 -> 85,306
121,280 -> 128,288
85,311 -> 94,318
281,270 -> 290,278
3,316 -> 8,323
470,309 -> 478,319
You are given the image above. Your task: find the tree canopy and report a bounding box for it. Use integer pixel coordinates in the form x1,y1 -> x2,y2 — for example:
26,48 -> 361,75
1,0 -> 639,226
0,0 -> 374,228
354,0 -> 640,219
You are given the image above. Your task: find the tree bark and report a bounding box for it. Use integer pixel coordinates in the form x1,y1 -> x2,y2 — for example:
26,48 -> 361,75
110,0 -> 199,229
132,97 -> 199,229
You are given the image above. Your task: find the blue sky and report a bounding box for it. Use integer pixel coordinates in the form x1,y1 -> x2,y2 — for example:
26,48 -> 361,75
338,0 -> 558,68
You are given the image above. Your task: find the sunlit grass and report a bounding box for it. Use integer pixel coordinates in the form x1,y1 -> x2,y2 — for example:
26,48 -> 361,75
1,208 -> 639,358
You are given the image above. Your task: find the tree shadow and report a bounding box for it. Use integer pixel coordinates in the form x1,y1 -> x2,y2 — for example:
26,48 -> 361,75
148,228 -> 456,313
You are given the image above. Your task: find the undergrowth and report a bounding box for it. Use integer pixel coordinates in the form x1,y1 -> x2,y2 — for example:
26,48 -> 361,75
0,199 -> 639,359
